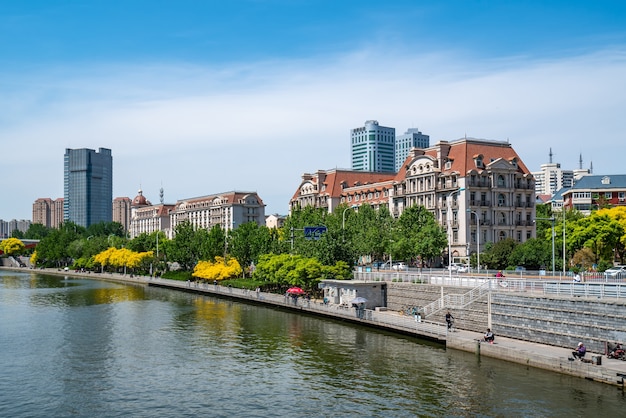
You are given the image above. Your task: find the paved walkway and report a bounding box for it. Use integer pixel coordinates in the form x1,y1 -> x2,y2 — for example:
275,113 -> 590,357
5,267 -> 626,388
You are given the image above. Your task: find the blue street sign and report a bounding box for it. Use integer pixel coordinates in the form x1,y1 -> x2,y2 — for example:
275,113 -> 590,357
304,226 -> 327,240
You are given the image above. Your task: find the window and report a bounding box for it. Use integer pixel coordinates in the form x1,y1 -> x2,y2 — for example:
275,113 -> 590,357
497,175 -> 505,187
605,192 -> 612,199
498,194 -> 506,207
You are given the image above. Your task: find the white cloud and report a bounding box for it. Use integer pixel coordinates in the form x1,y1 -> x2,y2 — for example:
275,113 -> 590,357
2,47 -> 626,220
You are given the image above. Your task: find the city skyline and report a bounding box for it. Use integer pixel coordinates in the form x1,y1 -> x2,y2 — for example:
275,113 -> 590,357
1,1 -> 625,220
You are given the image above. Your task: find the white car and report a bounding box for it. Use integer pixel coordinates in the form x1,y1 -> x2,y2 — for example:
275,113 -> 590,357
448,263 -> 468,273
604,266 -> 626,279
392,262 -> 407,271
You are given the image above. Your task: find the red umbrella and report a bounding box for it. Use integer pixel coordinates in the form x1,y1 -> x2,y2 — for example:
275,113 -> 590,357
286,287 -> 305,295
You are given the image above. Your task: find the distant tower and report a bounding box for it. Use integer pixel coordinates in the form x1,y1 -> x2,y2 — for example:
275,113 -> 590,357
350,120 -> 395,172
63,147 -> 113,227
395,128 -> 430,172
159,185 -> 164,204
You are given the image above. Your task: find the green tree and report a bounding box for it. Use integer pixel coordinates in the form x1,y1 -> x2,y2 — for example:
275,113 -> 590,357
395,205 -> 447,267
509,238 -> 551,270
481,238 -> 518,270
24,223 -> 51,240
569,212 -> 624,265
167,221 -> 203,270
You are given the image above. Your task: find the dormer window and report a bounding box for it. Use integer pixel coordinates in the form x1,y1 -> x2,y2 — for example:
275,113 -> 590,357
602,176 -> 611,185
445,160 -> 452,170
474,155 -> 484,168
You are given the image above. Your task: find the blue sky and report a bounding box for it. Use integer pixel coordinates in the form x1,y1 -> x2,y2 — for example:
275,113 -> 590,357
2,1 -> 626,220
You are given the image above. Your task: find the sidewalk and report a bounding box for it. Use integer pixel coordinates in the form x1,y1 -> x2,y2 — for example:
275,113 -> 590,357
446,327 -> 626,387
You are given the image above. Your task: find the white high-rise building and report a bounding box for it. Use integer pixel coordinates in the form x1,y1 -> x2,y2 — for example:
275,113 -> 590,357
350,120 -> 395,172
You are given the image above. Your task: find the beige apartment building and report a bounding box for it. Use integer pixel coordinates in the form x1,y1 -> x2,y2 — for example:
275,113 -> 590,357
32,198 -> 64,228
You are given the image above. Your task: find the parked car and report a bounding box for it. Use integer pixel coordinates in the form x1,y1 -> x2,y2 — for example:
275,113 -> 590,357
457,264 -> 469,273
448,263 -> 468,273
604,265 -> 626,279
392,262 -> 407,271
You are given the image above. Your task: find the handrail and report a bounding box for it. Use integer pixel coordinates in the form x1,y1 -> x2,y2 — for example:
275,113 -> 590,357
421,280 -> 493,317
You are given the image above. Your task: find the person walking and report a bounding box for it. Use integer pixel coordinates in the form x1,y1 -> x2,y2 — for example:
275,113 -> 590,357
445,311 -> 454,331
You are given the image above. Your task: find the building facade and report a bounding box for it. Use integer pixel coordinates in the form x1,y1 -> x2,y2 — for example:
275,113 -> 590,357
562,175 -> 626,215
64,147 -> 113,228
169,191 -> 266,238
113,197 -> 132,231
0,219 -> 31,238
351,120 -> 396,173
533,162 -> 574,196
291,137 -> 536,261
290,169 -> 396,214
32,198 -> 64,228
265,214 -> 287,229
395,128 -> 430,172
127,189 -> 175,238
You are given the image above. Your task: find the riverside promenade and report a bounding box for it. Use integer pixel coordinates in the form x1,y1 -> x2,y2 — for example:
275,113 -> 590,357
7,266 -> 626,388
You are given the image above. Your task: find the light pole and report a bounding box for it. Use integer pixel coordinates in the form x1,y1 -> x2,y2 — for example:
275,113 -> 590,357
536,217 -> 556,276
562,211 -> 566,274
342,205 -> 358,242
467,210 -> 480,274
447,188 -> 465,279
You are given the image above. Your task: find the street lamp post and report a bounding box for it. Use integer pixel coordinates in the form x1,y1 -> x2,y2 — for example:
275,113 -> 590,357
562,211 -> 566,274
342,205 -> 358,241
536,217 -> 556,276
447,188 -> 465,279
467,210 -> 480,274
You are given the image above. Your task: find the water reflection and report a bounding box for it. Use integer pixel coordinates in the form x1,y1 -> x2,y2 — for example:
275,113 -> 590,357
1,269 -> 626,417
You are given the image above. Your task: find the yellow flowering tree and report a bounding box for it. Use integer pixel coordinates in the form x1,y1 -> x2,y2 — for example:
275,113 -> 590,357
193,256 -> 242,281
93,247 -> 154,273
0,237 -> 25,256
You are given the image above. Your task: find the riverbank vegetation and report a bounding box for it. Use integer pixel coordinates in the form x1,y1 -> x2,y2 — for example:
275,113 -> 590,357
4,204 -> 626,288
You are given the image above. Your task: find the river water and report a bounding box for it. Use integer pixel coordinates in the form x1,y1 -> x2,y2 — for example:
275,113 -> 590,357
1,269 -> 625,417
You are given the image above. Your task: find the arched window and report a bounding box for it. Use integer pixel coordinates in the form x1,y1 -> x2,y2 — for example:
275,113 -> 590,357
497,175 -> 506,187
499,231 -> 507,241
498,194 -> 506,207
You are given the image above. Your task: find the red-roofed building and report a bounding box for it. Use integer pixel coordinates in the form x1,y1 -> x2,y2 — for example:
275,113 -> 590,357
291,137 -> 536,260
169,191 -> 265,238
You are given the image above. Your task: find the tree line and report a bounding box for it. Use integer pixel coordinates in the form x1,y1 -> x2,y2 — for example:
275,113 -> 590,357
5,203 -> 626,283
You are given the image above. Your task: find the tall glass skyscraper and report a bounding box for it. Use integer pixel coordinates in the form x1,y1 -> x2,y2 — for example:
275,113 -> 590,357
350,120 -> 395,172
63,148 -> 113,227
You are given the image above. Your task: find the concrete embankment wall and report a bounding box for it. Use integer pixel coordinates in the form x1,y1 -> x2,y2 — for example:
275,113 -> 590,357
387,282 -> 626,353
491,294 -> 626,354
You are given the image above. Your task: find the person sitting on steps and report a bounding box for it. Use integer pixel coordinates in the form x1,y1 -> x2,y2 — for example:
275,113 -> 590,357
484,328 -> 495,343
571,342 -> 586,361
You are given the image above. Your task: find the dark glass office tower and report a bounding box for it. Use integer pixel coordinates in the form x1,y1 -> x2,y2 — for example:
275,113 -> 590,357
63,148 -> 113,227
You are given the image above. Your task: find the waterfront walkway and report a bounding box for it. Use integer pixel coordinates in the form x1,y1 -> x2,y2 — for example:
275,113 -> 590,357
6,267 -> 626,388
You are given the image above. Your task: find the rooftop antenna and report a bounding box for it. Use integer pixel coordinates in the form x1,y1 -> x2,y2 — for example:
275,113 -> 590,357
590,161 -> 593,174
549,148 -> 553,164
579,153 -> 583,170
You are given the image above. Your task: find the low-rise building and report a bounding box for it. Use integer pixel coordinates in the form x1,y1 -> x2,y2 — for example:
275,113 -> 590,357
562,175 -> 626,214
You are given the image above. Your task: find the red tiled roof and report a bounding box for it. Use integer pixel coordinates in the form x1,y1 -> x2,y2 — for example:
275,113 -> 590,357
291,169 -> 396,200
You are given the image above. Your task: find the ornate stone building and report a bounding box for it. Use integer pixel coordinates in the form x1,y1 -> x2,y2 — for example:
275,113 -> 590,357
169,191 -> 265,238
290,137 -> 536,260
